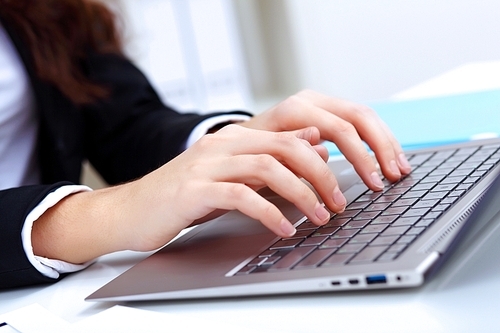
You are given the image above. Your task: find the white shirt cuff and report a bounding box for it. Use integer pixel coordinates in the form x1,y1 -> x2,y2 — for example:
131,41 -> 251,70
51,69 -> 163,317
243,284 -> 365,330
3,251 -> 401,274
21,185 -> 95,279
185,114 -> 251,148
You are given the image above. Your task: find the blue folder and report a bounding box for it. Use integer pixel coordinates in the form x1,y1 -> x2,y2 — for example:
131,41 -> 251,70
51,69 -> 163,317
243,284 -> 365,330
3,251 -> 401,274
324,89 -> 500,156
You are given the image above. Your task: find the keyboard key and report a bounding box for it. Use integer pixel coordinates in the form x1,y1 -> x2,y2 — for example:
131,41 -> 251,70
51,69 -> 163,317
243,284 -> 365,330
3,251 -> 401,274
321,238 -> 348,248
412,199 -> 438,209
285,229 -> 314,239
449,169 -> 472,178
349,233 -> 378,244
270,238 -> 303,250
422,192 -> 447,201
324,218 -> 350,227
331,229 -> 359,238
412,183 -> 434,191
313,227 -> 340,237
321,253 -> 354,266
420,175 -> 445,183
247,257 -> 268,266
259,249 -> 278,257
381,226 -> 410,236
392,216 -> 419,226
441,176 -> 466,184
300,235 -> 328,247
431,184 -> 457,192
370,235 -> 399,246
337,243 -> 366,254
365,202 -> 391,211
415,219 -> 434,228
385,187 -> 410,196
349,245 -> 388,264
402,207 -> 431,217
335,210 -> 361,218
397,235 -> 417,244
371,215 -> 398,224
401,190 -> 428,199
429,167 -> 453,176
352,211 -> 381,221
381,206 -> 408,216
261,255 -> 282,265
294,248 -> 337,269
268,247 -> 315,271
387,243 -> 408,253
406,227 -> 426,236
359,224 -> 389,234
392,198 -> 418,207
296,221 -> 318,230
356,192 -> 381,202
425,211 -> 443,220
346,201 -> 370,210
408,153 -> 433,166
343,220 -> 371,229
397,177 -> 420,187
432,203 -> 451,212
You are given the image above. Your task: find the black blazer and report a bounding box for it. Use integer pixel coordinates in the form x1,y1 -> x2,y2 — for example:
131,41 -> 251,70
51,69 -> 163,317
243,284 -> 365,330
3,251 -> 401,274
0,19 -> 250,289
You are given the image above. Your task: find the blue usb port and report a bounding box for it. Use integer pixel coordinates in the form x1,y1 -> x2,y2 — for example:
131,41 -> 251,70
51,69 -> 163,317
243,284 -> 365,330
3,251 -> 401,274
366,274 -> 387,285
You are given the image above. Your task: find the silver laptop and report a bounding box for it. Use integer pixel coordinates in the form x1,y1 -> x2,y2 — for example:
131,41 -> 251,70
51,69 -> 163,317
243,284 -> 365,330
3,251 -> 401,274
86,138 -> 500,302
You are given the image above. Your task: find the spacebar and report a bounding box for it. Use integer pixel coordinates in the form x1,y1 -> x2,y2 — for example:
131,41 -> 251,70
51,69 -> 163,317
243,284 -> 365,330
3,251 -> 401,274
268,247 -> 314,271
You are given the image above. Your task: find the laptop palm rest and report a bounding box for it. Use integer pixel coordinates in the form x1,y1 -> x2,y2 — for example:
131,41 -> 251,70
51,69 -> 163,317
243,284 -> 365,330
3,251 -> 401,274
86,159 -> 361,301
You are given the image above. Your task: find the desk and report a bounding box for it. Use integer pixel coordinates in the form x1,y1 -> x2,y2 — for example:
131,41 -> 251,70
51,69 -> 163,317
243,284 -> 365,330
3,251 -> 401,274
2,62 -> 500,332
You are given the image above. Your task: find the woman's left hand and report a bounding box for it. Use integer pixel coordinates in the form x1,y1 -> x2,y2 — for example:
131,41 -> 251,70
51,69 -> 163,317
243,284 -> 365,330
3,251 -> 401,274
240,89 -> 411,191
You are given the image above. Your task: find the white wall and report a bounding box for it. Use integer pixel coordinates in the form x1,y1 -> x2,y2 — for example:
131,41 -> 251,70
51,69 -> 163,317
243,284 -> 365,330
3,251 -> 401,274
112,0 -> 500,107
235,0 -> 500,104
113,0 -> 250,113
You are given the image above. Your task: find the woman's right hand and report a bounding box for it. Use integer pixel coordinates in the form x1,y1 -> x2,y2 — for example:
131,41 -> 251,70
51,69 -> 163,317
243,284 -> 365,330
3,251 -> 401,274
32,125 -> 345,264
121,124 -> 345,252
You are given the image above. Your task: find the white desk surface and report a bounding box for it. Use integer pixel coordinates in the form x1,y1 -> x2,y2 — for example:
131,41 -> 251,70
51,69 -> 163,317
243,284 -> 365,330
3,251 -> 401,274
2,62 -> 500,332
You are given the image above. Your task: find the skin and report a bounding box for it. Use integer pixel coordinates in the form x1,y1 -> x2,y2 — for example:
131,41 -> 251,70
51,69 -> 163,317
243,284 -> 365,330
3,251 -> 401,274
32,90 -> 411,264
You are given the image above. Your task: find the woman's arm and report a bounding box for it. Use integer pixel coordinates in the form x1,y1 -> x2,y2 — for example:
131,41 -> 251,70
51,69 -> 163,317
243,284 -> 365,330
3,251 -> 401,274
31,125 -> 340,264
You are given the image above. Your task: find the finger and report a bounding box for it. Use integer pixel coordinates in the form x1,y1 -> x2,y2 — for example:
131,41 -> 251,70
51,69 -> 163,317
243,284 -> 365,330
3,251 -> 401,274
300,91 -> 411,179
334,106 -> 411,181
204,182 -> 297,238
291,127 -> 329,162
313,144 -> 329,163
377,118 -> 412,175
210,154 -> 332,226
284,103 -> 385,191
250,131 -> 346,212
209,126 -> 346,212
289,126 -> 322,146
250,96 -> 384,190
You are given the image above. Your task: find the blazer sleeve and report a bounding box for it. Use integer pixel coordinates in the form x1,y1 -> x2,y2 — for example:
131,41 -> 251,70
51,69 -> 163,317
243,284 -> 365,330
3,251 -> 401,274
0,183 -> 72,290
81,52 -> 251,185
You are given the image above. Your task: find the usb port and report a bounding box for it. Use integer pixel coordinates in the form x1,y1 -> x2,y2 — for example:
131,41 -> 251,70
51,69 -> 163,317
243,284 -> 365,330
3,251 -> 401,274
366,274 -> 387,285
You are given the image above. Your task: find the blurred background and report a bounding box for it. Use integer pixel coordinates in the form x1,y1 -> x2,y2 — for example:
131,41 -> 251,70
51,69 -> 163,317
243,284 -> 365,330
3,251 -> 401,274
110,0 -> 500,109
85,0 -> 500,187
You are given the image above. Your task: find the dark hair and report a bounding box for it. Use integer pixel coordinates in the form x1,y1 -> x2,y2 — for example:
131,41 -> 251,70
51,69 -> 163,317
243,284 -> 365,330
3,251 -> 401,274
0,0 -> 123,104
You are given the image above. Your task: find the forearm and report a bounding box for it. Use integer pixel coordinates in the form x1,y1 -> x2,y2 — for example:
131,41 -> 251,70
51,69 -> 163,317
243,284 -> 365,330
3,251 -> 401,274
31,186 -> 130,264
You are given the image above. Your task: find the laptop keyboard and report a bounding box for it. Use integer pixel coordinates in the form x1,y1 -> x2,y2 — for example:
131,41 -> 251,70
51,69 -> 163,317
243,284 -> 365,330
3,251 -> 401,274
236,143 -> 500,275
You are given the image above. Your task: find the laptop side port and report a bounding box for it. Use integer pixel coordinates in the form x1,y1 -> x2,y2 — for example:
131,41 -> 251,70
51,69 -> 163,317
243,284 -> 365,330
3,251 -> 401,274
366,274 -> 387,285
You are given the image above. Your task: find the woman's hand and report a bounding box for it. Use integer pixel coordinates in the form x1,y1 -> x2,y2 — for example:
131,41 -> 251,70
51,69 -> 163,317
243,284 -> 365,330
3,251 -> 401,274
240,90 -> 411,190
32,125 -> 344,263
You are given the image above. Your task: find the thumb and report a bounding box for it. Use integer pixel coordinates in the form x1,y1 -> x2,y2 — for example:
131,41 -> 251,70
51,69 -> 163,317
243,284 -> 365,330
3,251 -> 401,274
292,126 -> 322,145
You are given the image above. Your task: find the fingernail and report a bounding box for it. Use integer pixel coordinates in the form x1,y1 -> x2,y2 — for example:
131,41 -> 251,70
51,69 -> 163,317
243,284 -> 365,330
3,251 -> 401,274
398,153 -> 412,173
315,203 -> 331,223
332,186 -> 346,208
390,160 -> 401,177
371,171 -> 384,190
280,218 -> 296,237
